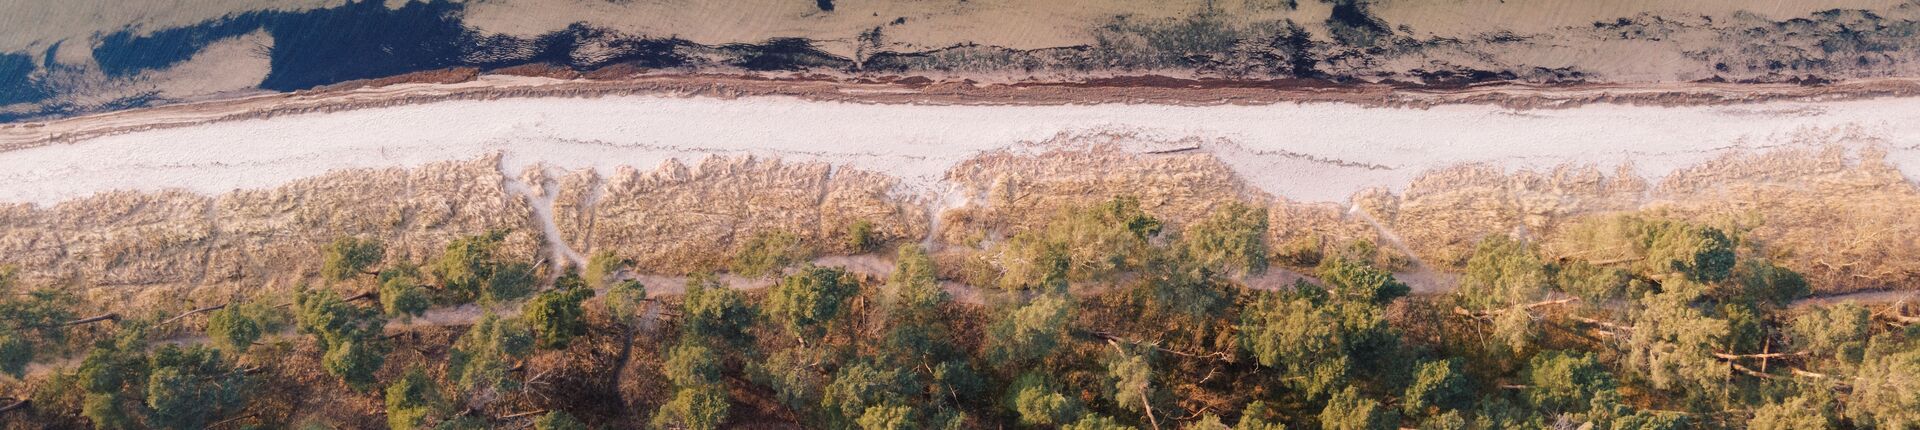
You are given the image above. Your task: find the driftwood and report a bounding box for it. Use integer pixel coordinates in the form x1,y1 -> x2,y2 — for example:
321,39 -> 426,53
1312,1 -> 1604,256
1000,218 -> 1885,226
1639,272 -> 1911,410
498,409 -> 549,420
159,304 -> 230,326
36,313 -> 120,328
0,399 -> 27,414
1453,297 -> 1582,319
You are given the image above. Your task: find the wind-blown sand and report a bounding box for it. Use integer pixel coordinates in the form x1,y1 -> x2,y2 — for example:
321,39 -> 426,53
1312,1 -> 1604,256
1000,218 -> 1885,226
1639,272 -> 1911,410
1,93 -> 1917,206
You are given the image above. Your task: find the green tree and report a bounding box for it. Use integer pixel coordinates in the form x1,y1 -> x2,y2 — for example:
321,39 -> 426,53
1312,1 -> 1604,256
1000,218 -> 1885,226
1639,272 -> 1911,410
1178,201 -> 1270,277
322,237 -> 385,281
680,277 -> 757,351
1524,350 -> 1615,414
1064,414 -> 1137,430
1238,289 -> 1397,398
429,231 -> 534,303
731,230 -> 812,278
1622,293 -> 1730,394
295,287 -> 389,391
857,404 -> 914,430
1459,236 -> 1549,309
652,385 -> 730,430
1791,303 -> 1872,370
205,299 -> 288,353
0,267 -> 76,377
486,262 -> 538,304
385,367 -> 442,430
378,265 -> 431,318
448,313 -> 534,399
584,249 -> 629,289
1008,373 -> 1080,426
1730,259 -> 1809,307
765,265 -> 858,343
823,362 -> 909,426
657,340 -> 731,430
603,278 -> 650,403
604,279 -> 649,325
1318,258 -> 1409,306
67,333 -> 246,430
535,410 -> 588,430
1554,260 -> 1633,303
1320,386 -> 1393,430
1748,392 -> 1834,430
846,219 -> 881,253
988,294 -> 1073,366
525,280 -> 595,349
142,345 -> 246,430
1643,224 -> 1736,283
1849,334 -> 1920,428
1402,358 -> 1470,418
1237,400 -> 1290,430
997,197 -> 1162,289
1105,349 -> 1156,421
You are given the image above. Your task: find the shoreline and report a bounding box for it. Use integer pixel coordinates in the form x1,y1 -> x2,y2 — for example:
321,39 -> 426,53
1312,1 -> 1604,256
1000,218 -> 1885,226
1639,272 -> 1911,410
9,71 -> 1920,152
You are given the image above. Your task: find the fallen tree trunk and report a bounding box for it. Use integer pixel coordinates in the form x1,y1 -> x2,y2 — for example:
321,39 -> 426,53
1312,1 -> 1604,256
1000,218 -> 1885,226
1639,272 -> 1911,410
159,304 -> 229,326
0,399 -> 27,414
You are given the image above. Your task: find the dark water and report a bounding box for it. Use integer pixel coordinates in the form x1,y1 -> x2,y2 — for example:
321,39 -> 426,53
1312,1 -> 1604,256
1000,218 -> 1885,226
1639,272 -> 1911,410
2,0 -> 848,121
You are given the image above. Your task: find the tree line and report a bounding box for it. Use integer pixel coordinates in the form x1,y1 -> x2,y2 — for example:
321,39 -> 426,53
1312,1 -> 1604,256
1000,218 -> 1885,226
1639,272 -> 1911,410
2,197 -> 1919,429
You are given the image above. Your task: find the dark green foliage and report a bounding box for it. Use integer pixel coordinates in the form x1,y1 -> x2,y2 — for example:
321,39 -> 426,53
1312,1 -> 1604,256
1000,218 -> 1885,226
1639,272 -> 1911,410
1007,373 -> 1080,426
1792,302 -> 1872,369
1318,257 -> 1409,306
731,230 -> 812,278
525,280 -> 595,349
584,249 -> 628,289
1553,260 -> 1634,303
295,287 -> 388,391
448,313 -> 534,396
1523,350 -> 1615,413
1622,292 -> 1730,393
385,367 -> 441,430
205,299 -> 287,353
67,332 -> 246,430
1320,386 -> 1395,430
603,279 -> 649,326
535,410 -> 588,430
0,268 -> 75,377
846,219 -> 880,253
1063,414 -> 1136,430
823,362 -> 910,426
378,265 -> 431,318
428,231 -> 533,304
765,265 -> 858,343
1731,259 -> 1810,307
1178,201 -> 1270,277
1749,392 -> 1835,430
680,277 -> 756,350
1402,358 -> 1470,418
321,237 -> 384,282
1848,333 -> 1920,427
998,196 -> 1163,290
657,339 -> 732,429
1238,284 -> 1399,399
988,294 -> 1073,366
1459,236 -> 1548,309
1646,224 -> 1736,283
142,345 -> 246,430
652,385 -> 731,430
486,262 -> 537,303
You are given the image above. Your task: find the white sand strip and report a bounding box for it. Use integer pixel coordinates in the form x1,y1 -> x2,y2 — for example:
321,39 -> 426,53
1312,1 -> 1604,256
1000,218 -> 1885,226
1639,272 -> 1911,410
1,95 -> 1918,206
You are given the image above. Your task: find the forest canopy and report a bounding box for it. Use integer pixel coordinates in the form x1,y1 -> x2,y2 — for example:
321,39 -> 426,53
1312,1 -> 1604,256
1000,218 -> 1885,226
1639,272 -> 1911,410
1,198 -> 1916,430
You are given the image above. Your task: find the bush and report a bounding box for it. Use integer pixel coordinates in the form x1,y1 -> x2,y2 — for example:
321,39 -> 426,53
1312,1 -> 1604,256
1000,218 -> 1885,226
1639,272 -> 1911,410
731,231 -> 812,278
846,219 -> 881,253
